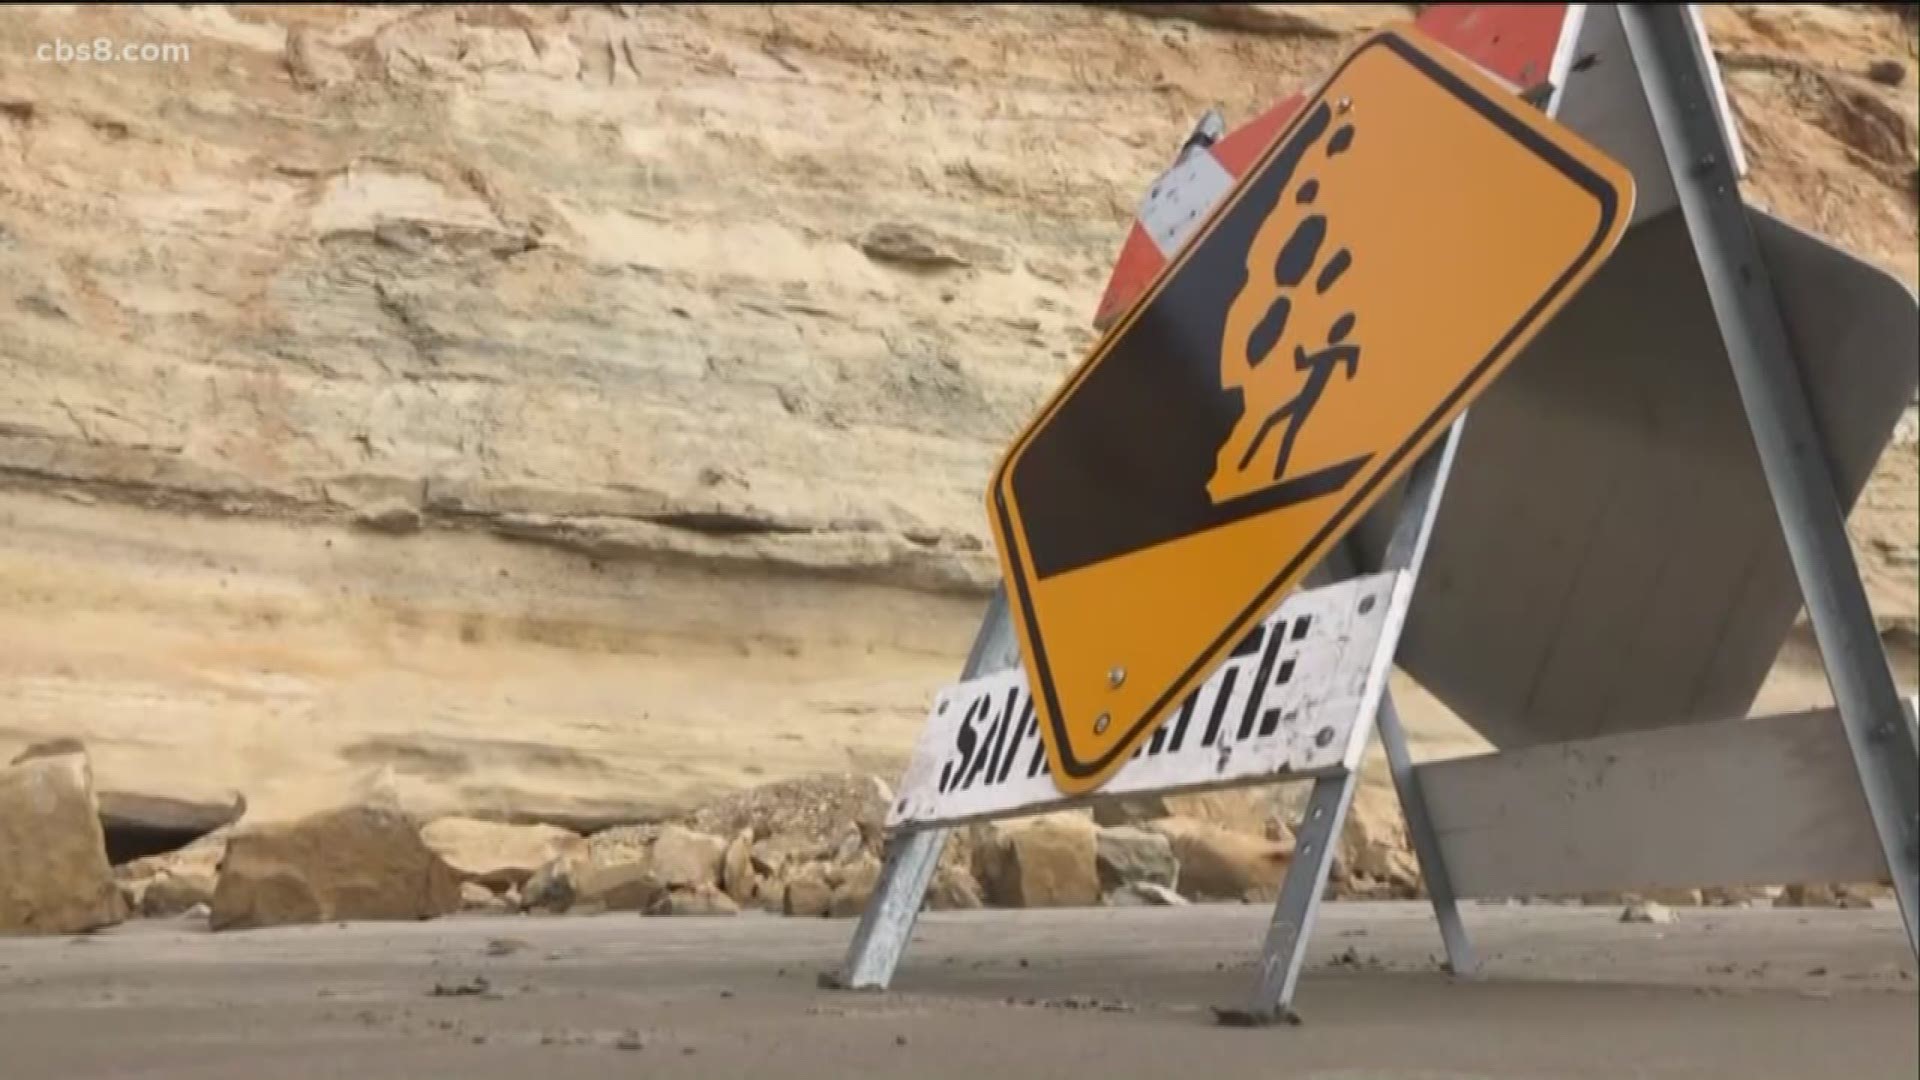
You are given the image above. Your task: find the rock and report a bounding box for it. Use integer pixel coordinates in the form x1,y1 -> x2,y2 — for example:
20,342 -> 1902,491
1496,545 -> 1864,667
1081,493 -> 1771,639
1867,58 -> 1907,86
1088,795 -> 1169,828
418,817 -> 583,890
519,856 -> 577,913
680,776 -> 891,866
1638,888 -> 1703,908
460,881 -> 512,913
973,814 -> 1099,908
210,806 -> 461,931
649,883 -> 739,917
572,859 -> 665,914
0,750 -> 125,934
1105,881 -> 1189,907
649,826 -> 727,890
1621,901 -> 1676,925
721,829 -> 757,905
118,877 -> 146,914
1147,817 -> 1289,902
1095,826 -> 1178,892
1165,790 -> 1283,839
829,853 -> 883,918
1703,885 -> 1779,906
118,828 -> 229,918
96,788 -> 246,866
783,869 -> 833,918
926,865 -> 983,911
142,868 -> 219,917
1776,883 -> 1842,908
751,835 -> 825,879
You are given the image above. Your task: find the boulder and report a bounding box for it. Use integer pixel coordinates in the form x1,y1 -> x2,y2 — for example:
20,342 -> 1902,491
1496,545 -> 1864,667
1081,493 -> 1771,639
96,788 -> 247,866
783,868 -> 833,918
1105,881 -> 1189,907
1777,883 -> 1843,909
1703,885 -> 1780,906
0,750 -> 125,934
649,826 -> 727,890
926,865 -> 984,911
1095,826 -> 1178,892
973,814 -> 1099,908
460,881 -> 513,913
572,860 -> 665,914
1148,817 -> 1290,902
519,855 -> 578,913
1621,901 -> 1676,925
142,868 -> 219,917
210,806 -> 462,931
721,829 -> 757,905
418,817 -> 583,890
117,828 -> 228,918
648,884 -> 739,917
751,834 -> 826,879
829,853 -> 883,918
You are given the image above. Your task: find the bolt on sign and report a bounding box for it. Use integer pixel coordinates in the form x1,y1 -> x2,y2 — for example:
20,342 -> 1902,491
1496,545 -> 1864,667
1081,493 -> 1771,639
987,26 -> 1636,796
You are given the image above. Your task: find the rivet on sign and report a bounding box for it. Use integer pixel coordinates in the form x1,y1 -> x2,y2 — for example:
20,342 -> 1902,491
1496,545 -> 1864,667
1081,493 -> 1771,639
1336,97 -> 1353,114
1315,727 -> 1335,748
1108,667 -> 1127,688
1094,713 -> 1111,735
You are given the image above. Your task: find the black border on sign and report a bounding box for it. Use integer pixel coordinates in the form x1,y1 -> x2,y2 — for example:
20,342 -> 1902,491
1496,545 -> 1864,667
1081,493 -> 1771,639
989,31 -> 1623,784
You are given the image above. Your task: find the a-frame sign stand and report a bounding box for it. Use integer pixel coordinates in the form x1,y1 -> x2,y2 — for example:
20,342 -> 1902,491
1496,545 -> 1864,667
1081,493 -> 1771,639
831,4 -> 1920,1024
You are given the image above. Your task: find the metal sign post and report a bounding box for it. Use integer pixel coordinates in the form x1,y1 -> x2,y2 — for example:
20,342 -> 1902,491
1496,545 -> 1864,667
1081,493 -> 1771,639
1616,2 -> 1919,951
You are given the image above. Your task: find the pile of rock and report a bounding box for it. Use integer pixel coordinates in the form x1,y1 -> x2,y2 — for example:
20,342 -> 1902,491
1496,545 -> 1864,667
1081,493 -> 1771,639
3,746 -> 1901,935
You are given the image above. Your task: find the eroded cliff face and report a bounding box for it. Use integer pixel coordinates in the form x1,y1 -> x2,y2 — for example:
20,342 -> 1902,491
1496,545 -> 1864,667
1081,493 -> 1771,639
0,5 -> 1912,825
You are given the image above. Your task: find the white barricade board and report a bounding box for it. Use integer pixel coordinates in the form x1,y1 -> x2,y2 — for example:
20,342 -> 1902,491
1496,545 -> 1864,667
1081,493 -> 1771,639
887,572 -> 1408,829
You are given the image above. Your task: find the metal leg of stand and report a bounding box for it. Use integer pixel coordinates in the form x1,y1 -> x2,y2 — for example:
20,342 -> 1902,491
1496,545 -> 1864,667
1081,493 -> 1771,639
1378,689 -> 1476,976
828,590 -> 1022,991
1220,423 -> 1470,1024
1216,771 -> 1362,1026
1621,4 -> 1920,955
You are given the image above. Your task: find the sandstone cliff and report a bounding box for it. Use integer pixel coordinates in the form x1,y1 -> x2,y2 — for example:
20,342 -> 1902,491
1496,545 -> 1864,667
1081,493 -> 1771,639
0,5 -> 1912,827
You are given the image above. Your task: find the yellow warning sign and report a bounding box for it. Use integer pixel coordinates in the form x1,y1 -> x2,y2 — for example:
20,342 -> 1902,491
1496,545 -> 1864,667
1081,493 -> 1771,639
988,26 -> 1635,795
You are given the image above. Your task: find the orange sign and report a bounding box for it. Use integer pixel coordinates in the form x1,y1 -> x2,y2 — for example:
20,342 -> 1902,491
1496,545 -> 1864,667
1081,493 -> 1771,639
988,26 -> 1635,795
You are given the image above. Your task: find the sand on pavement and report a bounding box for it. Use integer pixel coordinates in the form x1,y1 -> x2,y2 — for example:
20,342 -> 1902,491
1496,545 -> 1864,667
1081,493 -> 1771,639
0,902 -> 1913,1079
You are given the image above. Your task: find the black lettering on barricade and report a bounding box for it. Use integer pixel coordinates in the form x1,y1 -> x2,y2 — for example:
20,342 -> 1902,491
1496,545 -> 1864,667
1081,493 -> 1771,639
939,694 -> 990,795
1200,668 -> 1241,748
1165,691 -> 1201,753
1236,627 -> 1288,742
962,690 -> 1016,791
1027,713 -> 1051,779
995,696 -> 1037,785
1230,622 -> 1268,660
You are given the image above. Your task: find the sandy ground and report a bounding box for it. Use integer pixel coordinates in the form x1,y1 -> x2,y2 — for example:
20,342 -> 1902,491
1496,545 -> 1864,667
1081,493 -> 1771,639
2,904 -> 1913,1079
